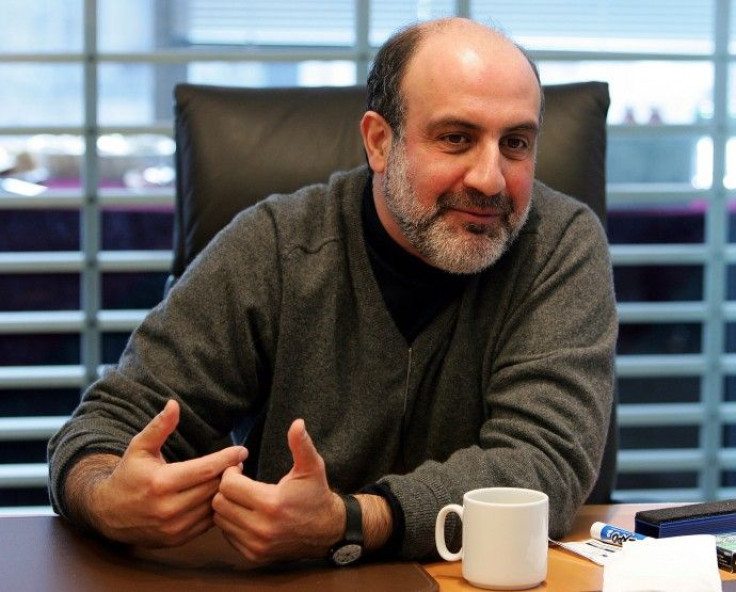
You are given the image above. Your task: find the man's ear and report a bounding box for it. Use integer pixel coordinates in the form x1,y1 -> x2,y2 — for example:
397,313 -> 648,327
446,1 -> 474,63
360,111 -> 392,174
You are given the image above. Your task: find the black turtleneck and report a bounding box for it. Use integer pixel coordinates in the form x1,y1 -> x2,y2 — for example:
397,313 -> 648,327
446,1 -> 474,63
361,177 -> 469,345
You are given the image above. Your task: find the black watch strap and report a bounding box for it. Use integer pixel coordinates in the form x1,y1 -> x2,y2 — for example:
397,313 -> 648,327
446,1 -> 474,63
329,494 -> 364,566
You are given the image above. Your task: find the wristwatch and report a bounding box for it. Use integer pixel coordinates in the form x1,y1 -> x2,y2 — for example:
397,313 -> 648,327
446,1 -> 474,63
329,494 -> 364,566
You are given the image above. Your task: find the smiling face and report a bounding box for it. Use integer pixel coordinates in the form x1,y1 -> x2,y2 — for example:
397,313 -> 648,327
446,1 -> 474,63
361,20 -> 542,274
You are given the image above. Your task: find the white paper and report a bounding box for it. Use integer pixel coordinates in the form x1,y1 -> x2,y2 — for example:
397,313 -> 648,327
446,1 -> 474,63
550,538 -> 621,566
602,534 -> 721,592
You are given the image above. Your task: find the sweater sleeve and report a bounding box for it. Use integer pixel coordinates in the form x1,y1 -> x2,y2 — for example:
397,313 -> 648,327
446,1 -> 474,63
378,200 -> 618,560
47,204 -> 282,519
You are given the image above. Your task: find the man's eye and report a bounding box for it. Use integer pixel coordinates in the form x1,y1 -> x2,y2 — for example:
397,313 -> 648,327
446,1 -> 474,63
504,137 -> 529,151
443,133 -> 468,145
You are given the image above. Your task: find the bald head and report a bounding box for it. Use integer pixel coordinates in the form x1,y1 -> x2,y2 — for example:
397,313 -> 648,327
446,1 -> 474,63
366,17 -> 543,136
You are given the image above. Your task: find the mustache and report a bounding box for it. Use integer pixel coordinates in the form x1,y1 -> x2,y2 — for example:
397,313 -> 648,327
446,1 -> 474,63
436,189 -> 514,215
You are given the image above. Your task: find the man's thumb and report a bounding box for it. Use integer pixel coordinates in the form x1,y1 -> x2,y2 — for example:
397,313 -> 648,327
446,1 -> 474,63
287,419 -> 323,477
130,399 -> 180,457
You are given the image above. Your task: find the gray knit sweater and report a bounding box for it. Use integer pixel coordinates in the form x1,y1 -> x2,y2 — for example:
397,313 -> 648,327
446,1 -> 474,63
48,165 -> 617,560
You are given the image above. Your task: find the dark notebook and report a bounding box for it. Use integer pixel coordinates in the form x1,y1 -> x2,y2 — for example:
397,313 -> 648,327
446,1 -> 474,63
635,500 -> 736,538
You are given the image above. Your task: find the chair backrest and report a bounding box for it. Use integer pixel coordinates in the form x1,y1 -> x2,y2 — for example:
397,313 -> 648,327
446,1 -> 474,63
171,81 -> 616,503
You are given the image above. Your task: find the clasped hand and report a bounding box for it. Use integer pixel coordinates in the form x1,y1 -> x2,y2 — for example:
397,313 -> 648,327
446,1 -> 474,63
212,418 -> 345,563
82,399 -> 343,564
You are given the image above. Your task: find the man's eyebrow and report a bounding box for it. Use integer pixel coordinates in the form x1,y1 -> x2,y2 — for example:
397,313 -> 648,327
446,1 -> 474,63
427,117 -> 540,134
426,117 -> 482,132
506,121 -> 540,134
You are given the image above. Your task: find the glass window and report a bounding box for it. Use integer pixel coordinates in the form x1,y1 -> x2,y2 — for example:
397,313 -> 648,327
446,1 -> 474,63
0,135 -> 84,192
182,0 -> 355,46
617,472 -> 697,492
370,0 -> 455,46
0,388 -> 82,417
0,210 -> 79,252
102,272 -> 167,309
724,266 -> 736,298
617,323 -> 702,355
188,60 -> 357,89
97,134 -> 175,189
101,209 -> 173,251
618,376 -> 701,405
0,66 -> 83,127
608,135 -> 706,188
0,274 -> 80,312
0,0 -> 83,53
0,334 -> 80,366
614,266 -> 703,302
540,61 -> 713,125
98,0 -> 155,52
473,0 -> 713,54
621,425 -> 699,450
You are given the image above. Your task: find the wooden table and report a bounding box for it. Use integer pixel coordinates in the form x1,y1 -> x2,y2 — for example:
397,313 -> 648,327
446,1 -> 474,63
2,505 -> 736,591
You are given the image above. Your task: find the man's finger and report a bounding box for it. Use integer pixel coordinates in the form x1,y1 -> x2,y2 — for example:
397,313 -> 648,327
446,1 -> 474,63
128,399 -> 180,457
164,445 -> 248,491
287,419 -> 324,478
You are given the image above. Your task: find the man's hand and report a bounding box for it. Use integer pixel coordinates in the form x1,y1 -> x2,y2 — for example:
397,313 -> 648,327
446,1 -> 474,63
64,399 -> 247,547
212,419 -> 345,563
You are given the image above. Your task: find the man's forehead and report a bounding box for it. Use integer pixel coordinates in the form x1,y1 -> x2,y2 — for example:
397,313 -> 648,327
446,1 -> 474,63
404,26 -> 539,98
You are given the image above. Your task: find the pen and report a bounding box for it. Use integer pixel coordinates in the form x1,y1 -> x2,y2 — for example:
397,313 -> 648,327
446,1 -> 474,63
590,521 -> 648,545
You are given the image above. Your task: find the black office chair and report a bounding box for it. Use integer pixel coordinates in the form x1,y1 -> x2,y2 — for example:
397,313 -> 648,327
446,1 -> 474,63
170,81 -> 617,503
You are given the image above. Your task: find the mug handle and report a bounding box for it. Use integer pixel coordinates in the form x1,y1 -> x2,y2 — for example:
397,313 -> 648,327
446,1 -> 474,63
435,503 -> 464,561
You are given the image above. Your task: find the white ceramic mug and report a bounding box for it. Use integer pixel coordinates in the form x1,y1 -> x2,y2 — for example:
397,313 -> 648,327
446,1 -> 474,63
435,487 -> 549,590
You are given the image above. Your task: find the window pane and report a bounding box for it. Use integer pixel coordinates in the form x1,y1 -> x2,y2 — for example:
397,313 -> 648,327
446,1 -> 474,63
102,272 -> 167,309
724,376 -> 736,402
370,0 -> 455,46
729,65 -> 736,118
189,61 -> 357,89
617,471 -> 697,492
102,0 -> 356,49
723,323 -> 736,353
540,61 -> 712,126
0,388 -> 81,416
723,425 -> 736,447
185,0 -> 354,46
99,62 -> 357,126
0,275 -> 79,312
617,323 -> 701,355
725,142 -> 736,190
97,134 -> 175,190
608,135 -> 704,187
98,64 -> 161,126
724,266 -> 736,298
621,425 -> 699,450
0,487 -> 51,507
608,206 -> 705,245
614,266 -> 702,303
473,0 -> 713,53
1,136 -> 59,196
0,65 -> 83,126
0,0 -> 83,53
98,0 -> 155,52
102,208 -> 174,251
0,210 -> 79,252
0,334 -> 80,366
722,471 -> 736,487
618,376 -> 700,405
0,135 -> 84,190
103,332 -> 132,365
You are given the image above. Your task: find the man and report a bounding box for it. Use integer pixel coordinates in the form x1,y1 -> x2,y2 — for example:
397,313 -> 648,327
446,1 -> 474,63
48,17 -> 616,565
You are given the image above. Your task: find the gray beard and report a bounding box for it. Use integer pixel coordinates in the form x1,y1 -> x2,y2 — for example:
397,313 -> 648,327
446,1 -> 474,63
381,140 -> 530,275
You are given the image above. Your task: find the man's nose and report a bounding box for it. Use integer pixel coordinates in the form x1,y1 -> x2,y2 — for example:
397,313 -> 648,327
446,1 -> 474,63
463,145 -> 506,196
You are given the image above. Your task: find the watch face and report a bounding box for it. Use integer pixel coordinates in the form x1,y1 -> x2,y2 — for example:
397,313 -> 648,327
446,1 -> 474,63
332,543 -> 363,566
